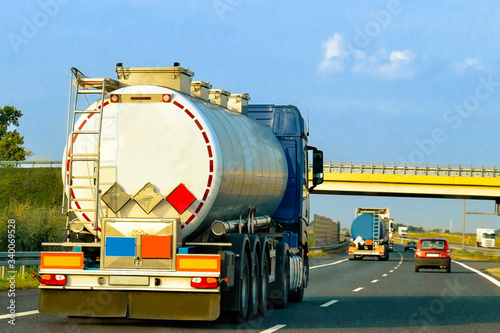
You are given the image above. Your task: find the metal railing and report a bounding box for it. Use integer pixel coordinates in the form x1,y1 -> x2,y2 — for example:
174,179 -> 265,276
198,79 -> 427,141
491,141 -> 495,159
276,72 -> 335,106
0,160 -> 61,168
319,161 -> 500,178
0,251 -> 41,278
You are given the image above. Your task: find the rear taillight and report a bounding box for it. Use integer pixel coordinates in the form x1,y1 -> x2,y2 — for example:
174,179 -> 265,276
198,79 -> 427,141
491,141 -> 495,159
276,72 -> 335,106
191,277 -> 218,289
415,251 -> 422,257
40,274 -> 66,286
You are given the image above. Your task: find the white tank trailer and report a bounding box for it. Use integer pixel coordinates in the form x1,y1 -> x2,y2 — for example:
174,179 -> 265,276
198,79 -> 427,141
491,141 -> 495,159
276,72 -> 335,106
37,64 -> 324,322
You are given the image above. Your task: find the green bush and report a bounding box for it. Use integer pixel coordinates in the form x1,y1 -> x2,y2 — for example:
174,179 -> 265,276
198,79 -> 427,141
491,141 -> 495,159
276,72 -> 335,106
0,200 -> 66,251
0,167 -> 62,207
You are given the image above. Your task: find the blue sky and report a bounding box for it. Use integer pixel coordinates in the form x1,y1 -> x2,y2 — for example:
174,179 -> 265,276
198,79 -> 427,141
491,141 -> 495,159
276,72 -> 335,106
1,0 -> 500,232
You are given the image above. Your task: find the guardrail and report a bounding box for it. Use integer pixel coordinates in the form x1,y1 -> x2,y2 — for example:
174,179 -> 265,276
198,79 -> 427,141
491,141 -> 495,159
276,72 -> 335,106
0,251 -> 41,279
0,160 -> 61,168
310,241 -> 348,251
317,161 -> 500,178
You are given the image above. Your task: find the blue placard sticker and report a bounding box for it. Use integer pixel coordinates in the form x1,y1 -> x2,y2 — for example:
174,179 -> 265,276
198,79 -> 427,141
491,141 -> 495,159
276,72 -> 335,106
105,237 -> 136,257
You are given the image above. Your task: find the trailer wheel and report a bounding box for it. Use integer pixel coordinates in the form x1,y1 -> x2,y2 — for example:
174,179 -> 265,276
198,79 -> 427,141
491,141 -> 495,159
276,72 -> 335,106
257,253 -> 269,316
248,248 -> 259,320
235,250 -> 250,322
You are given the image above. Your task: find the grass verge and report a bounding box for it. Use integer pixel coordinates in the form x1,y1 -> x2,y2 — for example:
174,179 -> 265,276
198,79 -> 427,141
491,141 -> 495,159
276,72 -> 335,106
485,268 -> 500,279
0,268 -> 39,291
451,250 -> 500,262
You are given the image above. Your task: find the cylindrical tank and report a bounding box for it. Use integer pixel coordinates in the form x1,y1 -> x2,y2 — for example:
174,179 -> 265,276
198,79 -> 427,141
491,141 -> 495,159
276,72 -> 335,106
65,85 -> 288,240
351,214 -> 385,241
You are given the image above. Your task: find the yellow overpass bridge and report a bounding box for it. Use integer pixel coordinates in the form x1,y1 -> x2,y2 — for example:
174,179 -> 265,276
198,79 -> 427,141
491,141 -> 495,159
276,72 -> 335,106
311,161 -> 500,202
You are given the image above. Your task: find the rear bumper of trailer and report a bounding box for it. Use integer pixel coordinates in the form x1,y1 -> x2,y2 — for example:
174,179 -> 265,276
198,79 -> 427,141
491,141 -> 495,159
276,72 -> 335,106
39,289 -> 220,321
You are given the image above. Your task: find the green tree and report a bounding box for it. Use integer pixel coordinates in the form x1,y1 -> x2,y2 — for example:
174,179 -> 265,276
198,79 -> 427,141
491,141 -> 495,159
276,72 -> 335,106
0,105 -> 32,161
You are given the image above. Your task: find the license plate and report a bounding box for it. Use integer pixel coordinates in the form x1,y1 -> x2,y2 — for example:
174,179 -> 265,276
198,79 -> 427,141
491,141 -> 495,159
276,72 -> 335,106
426,253 -> 439,257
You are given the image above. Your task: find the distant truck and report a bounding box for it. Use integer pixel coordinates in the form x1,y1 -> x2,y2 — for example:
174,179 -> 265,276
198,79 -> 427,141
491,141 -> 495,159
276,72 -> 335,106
398,226 -> 408,238
388,218 -> 395,252
476,228 -> 496,248
348,208 -> 390,261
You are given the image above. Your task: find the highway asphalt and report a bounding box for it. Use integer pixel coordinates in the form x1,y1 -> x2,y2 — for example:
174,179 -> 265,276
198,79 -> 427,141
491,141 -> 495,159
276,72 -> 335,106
1,243 -> 499,332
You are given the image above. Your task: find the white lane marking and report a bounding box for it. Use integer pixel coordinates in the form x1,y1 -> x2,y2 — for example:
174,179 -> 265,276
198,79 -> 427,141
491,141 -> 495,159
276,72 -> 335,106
389,270 -> 394,272
394,267 -> 398,269
382,274 -> 388,277
261,324 -> 286,333
371,279 -> 379,283
0,310 -> 39,319
320,300 -> 339,308
452,260 -> 500,289
353,287 -> 364,292
310,259 -> 348,270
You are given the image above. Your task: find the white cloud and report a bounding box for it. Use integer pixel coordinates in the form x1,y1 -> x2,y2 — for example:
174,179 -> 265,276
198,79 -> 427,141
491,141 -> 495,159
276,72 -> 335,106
319,33 -> 346,72
376,50 -> 416,80
318,33 -> 415,80
454,58 -> 485,75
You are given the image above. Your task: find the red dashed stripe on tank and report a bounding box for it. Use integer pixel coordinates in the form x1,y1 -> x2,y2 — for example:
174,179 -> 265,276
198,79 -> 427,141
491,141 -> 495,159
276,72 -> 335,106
171,99 -> 215,229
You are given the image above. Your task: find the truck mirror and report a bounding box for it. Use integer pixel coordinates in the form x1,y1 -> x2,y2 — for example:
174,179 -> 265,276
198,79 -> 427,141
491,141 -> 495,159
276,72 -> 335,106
312,149 -> 323,187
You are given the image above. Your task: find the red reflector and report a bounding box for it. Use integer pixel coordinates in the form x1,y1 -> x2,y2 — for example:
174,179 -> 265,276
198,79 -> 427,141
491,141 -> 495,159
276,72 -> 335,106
40,274 -> 66,286
166,184 -> 196,214
162,94 -> 172,102
191,277 -> 218,289
131,96 -> 151,100
110,94 -> 120,103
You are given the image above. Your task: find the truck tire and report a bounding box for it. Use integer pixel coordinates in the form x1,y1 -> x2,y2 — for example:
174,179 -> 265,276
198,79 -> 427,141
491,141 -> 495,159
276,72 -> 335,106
235,250 -> 250,321
248,246 -> 260,319
269,243 -> 289,309
289,253 -> 308,302
257,253 -> 269,316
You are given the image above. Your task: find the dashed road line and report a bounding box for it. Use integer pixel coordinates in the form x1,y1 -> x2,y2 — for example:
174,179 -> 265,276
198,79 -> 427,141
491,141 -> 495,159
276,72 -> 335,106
389,270 -> 394,272
320,300 -> 339,308
353,287 -> 364,292
261,324 -> 286,333
0,310 -> 38,320
371,279 -> 379,283
382,274 -> 388,277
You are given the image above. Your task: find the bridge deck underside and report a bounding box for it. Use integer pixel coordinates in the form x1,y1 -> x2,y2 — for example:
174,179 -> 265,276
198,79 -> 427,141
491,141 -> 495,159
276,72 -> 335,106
311,173 -> 500,200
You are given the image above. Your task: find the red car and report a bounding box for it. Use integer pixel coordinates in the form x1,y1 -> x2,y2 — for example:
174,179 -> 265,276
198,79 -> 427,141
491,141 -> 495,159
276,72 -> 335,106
414,238 -> 451,273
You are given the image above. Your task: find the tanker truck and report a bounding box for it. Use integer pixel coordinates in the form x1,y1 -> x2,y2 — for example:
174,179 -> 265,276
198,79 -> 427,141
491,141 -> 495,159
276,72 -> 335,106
36,64 -> 324,322
348,208 -> 390,261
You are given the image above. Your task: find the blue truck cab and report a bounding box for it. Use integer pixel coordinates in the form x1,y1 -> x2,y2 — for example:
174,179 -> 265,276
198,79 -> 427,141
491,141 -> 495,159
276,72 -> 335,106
247,105 -> 323,253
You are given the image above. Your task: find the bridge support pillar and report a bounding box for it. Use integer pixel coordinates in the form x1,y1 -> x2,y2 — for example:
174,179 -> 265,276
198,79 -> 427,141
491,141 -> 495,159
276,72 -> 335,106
495,199 -> 500,215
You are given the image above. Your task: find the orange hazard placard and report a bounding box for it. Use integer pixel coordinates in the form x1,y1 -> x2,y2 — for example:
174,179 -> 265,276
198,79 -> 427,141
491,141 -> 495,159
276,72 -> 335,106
141,235 -> 172,259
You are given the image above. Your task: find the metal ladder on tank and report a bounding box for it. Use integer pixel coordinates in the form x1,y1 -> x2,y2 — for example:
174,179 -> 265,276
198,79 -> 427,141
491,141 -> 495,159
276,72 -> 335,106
372,215 -> 380,246
62,67 -> 119,243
